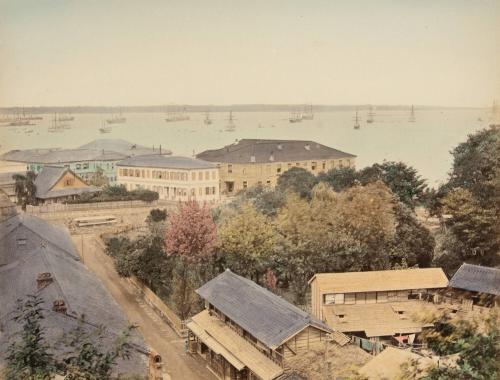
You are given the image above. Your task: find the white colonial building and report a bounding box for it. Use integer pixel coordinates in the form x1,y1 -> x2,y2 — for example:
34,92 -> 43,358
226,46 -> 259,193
116,155 -> 219,203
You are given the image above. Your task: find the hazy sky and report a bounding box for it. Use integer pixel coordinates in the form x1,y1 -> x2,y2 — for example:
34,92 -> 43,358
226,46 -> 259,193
1,0 -> 499,107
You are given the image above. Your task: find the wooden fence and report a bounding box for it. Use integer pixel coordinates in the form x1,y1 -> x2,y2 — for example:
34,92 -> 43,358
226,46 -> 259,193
127,276 -> 187,338
25,200 -> 165,214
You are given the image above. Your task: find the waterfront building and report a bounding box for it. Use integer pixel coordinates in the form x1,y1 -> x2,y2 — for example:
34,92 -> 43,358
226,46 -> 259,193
196,139 -> 356,195
187,269 -> 334,380
0,193 -> 148,376
0,139 -> 170,185
116,155 -> 219,203
34,166 -> 100,204
309,268 -> 449,350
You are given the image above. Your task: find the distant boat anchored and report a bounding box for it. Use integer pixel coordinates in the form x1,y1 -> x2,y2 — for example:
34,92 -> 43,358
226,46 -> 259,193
408,105 -> 416,123
107,109 -> 126,124
289,110 -> 302,123
354,109 -> 360,130
366,105 -> 375,124
302,104 -> 314,120
204,111 -> 213,125
225,111 -> 236,132
58,113 -> 75,122
165,107 -> 190,122
48,113 -> 67,133
99,121 -> 112,133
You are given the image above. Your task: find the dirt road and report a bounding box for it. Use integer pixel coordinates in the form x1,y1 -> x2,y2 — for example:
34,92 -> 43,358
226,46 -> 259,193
72,234 -> 215,380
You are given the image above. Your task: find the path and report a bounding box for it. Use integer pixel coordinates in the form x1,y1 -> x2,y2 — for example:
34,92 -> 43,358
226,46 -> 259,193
72,233 -> 215,380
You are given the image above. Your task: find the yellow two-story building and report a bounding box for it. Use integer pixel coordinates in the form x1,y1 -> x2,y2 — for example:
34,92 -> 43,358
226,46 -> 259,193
196,139 -> 356,195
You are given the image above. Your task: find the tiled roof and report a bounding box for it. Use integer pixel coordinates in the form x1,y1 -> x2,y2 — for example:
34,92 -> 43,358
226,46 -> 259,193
196,270 -> 332,349
34,166 -> 100,199
309,268 -> 449,293
117,155 -> 216,170
449,263 -> 500,296
0,211 -> 148,375
196,139 -> 356,164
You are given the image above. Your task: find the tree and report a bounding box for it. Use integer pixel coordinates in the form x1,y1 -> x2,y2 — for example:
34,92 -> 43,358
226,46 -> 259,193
439,188 -> 498,269
88,166 -> 108,187
218,202 -> 277,281
148,208 -> 167,223
13,171 -> 37,210
277,167 -> 318,199
317,167 -> 357,192
6,295 -> 55,380
233,185 -> 285,216
357,161 -> 427,209
164,201 -> 217,264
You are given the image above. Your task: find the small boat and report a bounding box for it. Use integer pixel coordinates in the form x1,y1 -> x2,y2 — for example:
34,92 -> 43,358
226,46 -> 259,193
99,121 -> 112,133
289,111 -> 302,123
354,109 -> 360,130
408,105 -> 416,123
366,105 -> 375,124
204,111 -> 212,125
225,111 -> 236,132
8,120 -> 35,127
106,109 -> 126,124
165,108 -> 190,122
302,104 -> 314,120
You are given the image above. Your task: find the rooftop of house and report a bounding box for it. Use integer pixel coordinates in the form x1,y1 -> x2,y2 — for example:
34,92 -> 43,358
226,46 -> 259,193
1,139 -> 170,164
196,270 -> 332,349
448,263 -> 500,296
196,139 -> 356,164
188,310 -> 284,380
322,300 -> 440,337
358,347 -> 433,379
309,268 -> 449,294
116,155 -> 216,170
34,166 -> 100,199
0,207 -> 147,375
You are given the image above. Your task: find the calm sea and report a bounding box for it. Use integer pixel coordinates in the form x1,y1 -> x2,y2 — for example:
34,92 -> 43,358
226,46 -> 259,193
0,109 -> 489,187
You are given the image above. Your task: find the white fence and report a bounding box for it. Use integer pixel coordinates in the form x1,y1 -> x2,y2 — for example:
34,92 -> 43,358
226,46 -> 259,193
25,200 -> 168,214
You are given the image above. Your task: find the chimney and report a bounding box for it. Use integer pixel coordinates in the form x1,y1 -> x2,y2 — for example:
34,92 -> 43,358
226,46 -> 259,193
53,299 -> 67,313
37,272 -> 53,290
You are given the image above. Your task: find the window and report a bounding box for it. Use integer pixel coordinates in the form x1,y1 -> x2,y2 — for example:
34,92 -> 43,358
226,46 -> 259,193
311,161 -> 317,171
83,163 -> 89,169
243,181 -> 248,189
16,238 -> 27,246
266,180 -> 271,185
355,293 -> 366,304
191,172 -> 196,181
276,164 -> 282,173
228,164 -> 233,174
65,178 -> 74,186
76,163 -> 81,170
388,291 -> 398,301
287,163 -> 292,169
205,171 -> 209,180
324,294 -> 335,305
377,292 -> 388,303
198,172 -> 203,180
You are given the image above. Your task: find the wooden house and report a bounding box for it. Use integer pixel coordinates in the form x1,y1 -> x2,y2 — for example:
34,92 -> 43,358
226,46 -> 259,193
187,269 -> 334,380
34,166 -> 100,204
309,268 -> 449,348
446,263 -> 500,309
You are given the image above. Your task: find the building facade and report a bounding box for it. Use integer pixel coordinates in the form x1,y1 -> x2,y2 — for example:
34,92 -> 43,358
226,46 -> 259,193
0,139 -> 169,185
187,270 -> 333,380
116,155 -> 219,203
196,139 -> 356,195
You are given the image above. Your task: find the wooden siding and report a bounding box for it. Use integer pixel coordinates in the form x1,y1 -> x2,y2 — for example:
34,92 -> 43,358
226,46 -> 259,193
282,326 -> 325,361
52,171 -> 88,190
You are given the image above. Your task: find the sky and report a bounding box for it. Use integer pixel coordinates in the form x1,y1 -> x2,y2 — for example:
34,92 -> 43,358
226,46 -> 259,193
0,0 -> 499,107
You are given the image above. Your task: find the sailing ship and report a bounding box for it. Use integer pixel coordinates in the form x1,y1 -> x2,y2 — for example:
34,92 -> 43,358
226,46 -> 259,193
99,120 -> 112,133
225,111 -> 236,132
47,113 -> 67,133
106,109 -> 126,124
204,111 -> 212,125
366,105 -> 375,123
165,107 -> 190,122
302,104 -> 314,120
8,119 -> 35,127
408,105 -> 416,122
354,109 -> 360,129
289,111 -> 302,123
58,113 -> 75,122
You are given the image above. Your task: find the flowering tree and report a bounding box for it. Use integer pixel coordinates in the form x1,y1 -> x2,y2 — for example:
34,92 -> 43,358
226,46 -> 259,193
164,201 -> 217,263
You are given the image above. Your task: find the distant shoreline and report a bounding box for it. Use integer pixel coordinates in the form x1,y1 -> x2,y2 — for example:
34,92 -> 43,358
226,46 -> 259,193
0,104 -> 487,114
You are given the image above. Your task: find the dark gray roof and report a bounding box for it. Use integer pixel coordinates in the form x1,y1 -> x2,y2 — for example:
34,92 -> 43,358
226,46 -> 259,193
1,148 -> 60,163
0,212 -> 148,375
34,166 -> 100,199
196,139 -> 356,164
1,148 -> 126,164
196,270 -> 332,348
449,263 -> 500,296
117,155 -> 216,169
79,138 -> 170,156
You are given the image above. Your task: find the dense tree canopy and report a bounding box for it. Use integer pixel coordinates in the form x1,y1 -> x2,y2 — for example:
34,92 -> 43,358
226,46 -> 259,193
13,171 -> 37,210
276,167 -> 318,199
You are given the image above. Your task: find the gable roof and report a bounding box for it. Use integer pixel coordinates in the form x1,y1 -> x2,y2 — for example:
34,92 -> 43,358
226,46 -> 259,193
0,212 -> 147,375
117,155 -> 216,170
34,166 -> 100,199
449,263 -> 500,296
196,139 -> 356,164
196,270 -> 332,349
309,268 -> 449,293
